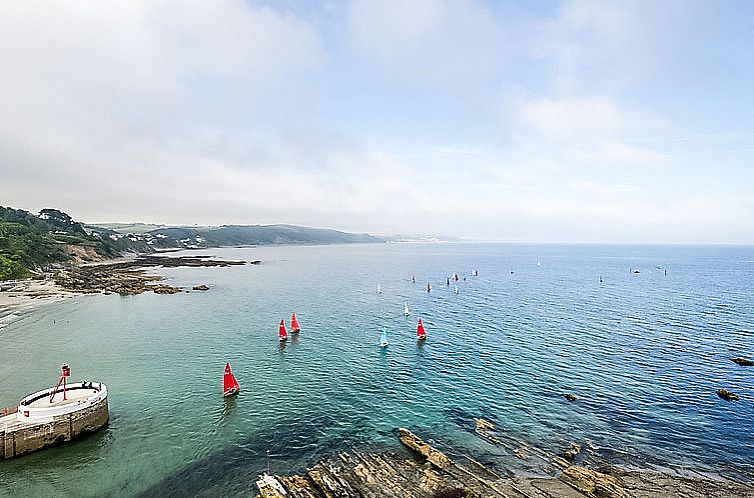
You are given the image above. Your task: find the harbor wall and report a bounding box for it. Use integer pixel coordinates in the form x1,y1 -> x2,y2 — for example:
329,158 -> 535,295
1,397 -> 108,460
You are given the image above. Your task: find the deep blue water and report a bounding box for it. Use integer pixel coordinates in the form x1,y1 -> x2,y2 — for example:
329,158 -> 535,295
0,243 -> 752,496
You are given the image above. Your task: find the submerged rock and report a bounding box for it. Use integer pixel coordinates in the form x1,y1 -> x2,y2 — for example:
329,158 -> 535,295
474,418 -> 495,431
731,357 -> 754,367
564,393 -> 578,401
474,417 -> 502,445
716,389 -> 740,401
563,442 -> 581,461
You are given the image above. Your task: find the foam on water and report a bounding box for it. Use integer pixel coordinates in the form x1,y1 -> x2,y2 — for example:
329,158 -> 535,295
0,243 -> 752,496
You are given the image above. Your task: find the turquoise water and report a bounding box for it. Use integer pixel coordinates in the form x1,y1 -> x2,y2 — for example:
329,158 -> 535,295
1,243 -> 753,496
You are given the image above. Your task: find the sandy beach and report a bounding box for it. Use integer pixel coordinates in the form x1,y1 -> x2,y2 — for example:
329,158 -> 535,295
0,279 -> 78,329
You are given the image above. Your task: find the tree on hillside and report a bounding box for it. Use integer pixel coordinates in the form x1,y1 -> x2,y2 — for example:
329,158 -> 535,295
39,208 -> 85,233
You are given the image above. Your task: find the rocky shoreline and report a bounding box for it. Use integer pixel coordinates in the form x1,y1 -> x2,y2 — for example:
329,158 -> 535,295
54,254 -> 253,295
255,426 -> 753,498
0,254 -> 257,327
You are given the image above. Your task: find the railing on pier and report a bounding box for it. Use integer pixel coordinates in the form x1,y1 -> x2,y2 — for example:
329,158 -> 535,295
1,406 -> 18,417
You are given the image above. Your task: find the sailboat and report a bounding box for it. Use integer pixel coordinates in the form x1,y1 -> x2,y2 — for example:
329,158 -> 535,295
380,327 -> 389,347
454,284 -> 459,294
377,284 -> 382,294
278,319 -> 287,342
223,362 -> 240,397
426,283 -> 431,292
537,259 -> 541,266
291,313 -> 300,333
417,318 -> 427,340
404,302 -> 410,316
454,273 -> 459,281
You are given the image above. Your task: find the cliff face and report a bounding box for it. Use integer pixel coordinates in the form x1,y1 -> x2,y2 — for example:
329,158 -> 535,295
65,244 -> 107,265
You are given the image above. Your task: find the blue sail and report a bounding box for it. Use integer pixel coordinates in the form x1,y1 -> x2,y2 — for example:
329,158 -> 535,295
380,328 -> 388,346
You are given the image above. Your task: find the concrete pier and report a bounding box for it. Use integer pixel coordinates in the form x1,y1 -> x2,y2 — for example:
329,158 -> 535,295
1,382 -> 109,460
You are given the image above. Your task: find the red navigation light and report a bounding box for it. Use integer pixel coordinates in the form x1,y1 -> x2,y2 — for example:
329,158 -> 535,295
61,364 -> 71,377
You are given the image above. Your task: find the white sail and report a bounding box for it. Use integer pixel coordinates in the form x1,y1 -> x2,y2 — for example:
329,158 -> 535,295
454,285 -> 459,294
404,302 -> 410,316
380,328 -> 389,347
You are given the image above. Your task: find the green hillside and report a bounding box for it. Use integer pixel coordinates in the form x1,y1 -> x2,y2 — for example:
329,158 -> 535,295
0,207 -> 127,280
1,206 -> 383,281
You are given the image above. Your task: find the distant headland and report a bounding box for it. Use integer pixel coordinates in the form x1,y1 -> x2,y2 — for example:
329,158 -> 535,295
0,205 -> 383,282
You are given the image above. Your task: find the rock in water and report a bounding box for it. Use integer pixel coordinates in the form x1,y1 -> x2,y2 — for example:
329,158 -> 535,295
564,393 -> 578,401
151,285 -> 182,294
474,418 -> 495,431
716,389 -> 740,401
563,442 -> 581,461
731,357 -> 754,367
398,428 -> 451,469
192,284 -> 210,291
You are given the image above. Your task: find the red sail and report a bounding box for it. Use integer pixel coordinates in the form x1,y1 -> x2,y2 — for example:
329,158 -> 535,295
291,313 -> 300,332
417,319 -> 426,338
223,362 -> 240,395
279,319 -> 288,340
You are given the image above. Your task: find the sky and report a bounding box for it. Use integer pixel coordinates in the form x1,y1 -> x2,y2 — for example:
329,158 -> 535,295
1,0 -> 753,243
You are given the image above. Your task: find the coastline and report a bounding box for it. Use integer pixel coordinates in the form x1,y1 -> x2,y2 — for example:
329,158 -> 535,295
252,427 -> 753,498
0,252 -> 249,329
0,279 -> 78,330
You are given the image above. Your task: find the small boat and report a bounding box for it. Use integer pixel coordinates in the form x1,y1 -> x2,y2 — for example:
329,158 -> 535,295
426,283 -> 431,292
278,319 -> 287,342
404,302 -> 410,316
377,284 -> 382,294
454,285 -> 459,294
380,327 -> 389,347
290,313 -> 300,333
454,273 -> 459,281
416,318 -> 427,340
411,275 -> 416,283
223,362 -> 240,397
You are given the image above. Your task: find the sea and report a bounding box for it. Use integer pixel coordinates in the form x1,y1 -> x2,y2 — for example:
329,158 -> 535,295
0,243 -> 752,496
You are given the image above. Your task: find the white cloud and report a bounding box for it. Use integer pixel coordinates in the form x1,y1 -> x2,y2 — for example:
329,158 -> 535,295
517,97 -> 660,139
345,0 -> 506,91
0,0 -> 751,243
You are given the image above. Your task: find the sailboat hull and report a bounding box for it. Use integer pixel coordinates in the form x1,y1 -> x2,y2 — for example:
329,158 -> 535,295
223,387 -> 240,398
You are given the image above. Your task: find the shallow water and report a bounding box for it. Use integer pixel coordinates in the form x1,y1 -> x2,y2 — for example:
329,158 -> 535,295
1,243 -> 752,496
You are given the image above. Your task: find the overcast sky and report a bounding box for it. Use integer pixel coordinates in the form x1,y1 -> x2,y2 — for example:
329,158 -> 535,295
1,1 -> 753,243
